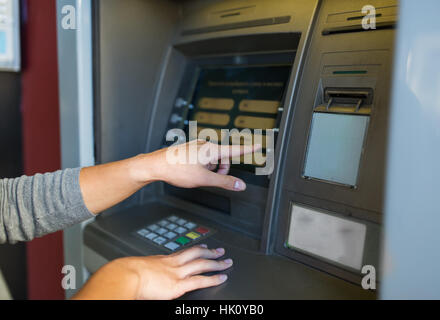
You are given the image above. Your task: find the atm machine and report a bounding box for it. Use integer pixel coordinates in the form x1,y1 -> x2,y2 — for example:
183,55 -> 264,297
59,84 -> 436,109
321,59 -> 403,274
69,0 -> 397,299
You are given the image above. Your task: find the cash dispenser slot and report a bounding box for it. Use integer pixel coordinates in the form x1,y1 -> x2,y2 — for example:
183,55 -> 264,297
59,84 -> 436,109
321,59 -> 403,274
314,87 -> 373,115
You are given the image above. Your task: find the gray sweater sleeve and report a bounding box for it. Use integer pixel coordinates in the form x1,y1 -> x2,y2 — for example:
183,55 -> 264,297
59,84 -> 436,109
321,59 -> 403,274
0,168 -> 95,244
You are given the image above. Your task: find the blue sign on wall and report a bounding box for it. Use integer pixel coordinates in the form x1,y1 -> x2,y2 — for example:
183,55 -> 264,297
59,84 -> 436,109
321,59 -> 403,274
0,30 -> 6,55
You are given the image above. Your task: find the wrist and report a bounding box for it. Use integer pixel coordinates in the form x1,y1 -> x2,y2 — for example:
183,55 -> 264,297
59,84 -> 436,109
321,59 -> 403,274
129,153 -> 162,186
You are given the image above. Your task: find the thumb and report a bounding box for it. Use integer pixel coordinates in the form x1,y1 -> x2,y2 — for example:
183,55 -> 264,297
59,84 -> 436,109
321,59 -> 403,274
204,170 -> 246,191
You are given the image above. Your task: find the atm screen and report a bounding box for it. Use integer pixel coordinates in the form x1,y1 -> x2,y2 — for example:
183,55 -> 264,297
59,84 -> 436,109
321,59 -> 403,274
185,65 -> 291,172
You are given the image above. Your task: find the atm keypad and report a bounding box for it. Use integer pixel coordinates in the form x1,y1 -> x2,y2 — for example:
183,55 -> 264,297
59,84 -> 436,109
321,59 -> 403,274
135,215 -> 212,251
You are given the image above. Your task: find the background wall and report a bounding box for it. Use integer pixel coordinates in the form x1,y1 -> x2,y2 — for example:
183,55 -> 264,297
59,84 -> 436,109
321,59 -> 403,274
21,0 -> 64,300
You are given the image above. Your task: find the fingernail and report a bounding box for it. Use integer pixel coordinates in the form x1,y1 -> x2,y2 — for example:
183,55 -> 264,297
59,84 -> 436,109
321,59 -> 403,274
224,259 -> 233,265
200,244 -> 208,248
216,248 -> 225,254
219,274 -> 228,282
233,180 -> 246,191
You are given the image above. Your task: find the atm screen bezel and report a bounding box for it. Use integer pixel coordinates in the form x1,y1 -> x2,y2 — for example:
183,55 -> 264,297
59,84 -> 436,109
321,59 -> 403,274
164,51 -> 297,187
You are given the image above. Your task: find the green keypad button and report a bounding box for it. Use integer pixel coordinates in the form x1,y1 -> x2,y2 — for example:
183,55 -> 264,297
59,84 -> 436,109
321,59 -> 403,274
175,236 -> 191,245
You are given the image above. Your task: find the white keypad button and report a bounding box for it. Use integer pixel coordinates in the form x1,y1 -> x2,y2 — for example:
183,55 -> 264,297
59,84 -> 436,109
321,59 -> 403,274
147,224 -> 159,231
153,236 -> 167,245
158,220 -> 169,227
164,231 -> 177,240
175,227 -> 187,234
145,232 -> 158,240
156,228 -> 168,235
184,222 -> 197,229
168,216 -> 179,222
137,229 -> 149,237
164,242 -> 180,251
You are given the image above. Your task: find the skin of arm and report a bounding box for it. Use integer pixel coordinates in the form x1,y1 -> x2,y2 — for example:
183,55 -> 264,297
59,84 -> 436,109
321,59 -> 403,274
74,140 -> 260,300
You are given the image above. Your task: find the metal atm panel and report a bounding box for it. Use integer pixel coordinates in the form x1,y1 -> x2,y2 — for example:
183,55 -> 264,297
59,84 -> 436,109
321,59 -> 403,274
273,0 -> 397,285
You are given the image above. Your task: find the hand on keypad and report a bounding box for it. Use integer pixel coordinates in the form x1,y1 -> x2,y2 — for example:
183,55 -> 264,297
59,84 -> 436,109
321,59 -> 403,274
73,244 -> 233,300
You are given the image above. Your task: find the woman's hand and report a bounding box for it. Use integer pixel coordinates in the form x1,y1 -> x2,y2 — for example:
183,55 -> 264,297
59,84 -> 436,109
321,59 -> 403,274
136,140 -> 260,191
73,245 -> 232,300
80,140 -> 260,215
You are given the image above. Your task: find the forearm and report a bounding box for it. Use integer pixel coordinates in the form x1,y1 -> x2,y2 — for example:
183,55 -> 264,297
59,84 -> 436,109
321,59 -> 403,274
0,169 -> 93,244
72,258 -> 139,300
79,154 -> 157,215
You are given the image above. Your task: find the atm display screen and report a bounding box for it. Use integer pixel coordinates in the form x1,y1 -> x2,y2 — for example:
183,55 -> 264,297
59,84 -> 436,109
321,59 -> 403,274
185,65 -> 291,172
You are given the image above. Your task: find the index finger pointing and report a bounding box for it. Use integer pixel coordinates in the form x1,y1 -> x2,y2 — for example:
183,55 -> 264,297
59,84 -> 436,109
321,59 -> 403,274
216,144 -> 262,161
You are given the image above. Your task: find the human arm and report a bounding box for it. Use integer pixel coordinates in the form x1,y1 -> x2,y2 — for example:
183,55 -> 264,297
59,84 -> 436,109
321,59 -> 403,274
73,245 -> 232,300
79,140 -> 257,214
0,140 -> 258,243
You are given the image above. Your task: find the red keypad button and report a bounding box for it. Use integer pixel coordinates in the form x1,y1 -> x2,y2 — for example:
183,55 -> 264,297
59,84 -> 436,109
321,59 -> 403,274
195,227 -> 210,235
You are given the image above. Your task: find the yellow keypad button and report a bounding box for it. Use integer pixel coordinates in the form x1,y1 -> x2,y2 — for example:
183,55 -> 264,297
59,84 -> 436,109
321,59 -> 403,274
186,232 -> 201,240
